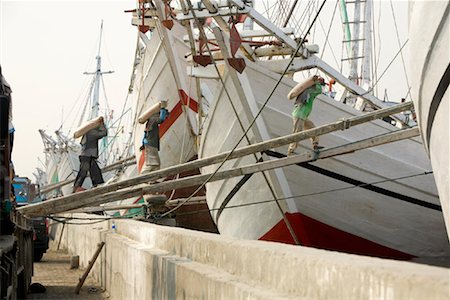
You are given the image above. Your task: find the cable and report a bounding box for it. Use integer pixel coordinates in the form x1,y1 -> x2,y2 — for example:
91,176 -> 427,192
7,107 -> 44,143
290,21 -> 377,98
361,38 -> 408,97
171,170 -> 436,217
163,1 -> 310,215
389,0 -> 411,102
318,0 -> 340,69
161,0 -> 328,245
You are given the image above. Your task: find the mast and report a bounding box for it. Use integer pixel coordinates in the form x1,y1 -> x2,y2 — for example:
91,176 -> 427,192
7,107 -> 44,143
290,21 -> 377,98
361,0 -> 372,90
340,0 -> 372,109
349,0 -> 361,85
83,20 -> 114,120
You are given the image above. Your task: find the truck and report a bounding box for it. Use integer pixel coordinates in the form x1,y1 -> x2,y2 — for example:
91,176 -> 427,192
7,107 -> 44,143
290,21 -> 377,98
12,177 -> 49,262
1,66 -> 34,298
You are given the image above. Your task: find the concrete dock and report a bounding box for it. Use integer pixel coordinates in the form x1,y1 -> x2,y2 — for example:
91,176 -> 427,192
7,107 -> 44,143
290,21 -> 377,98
38,213 -> 450,299
28,249 -> 107,299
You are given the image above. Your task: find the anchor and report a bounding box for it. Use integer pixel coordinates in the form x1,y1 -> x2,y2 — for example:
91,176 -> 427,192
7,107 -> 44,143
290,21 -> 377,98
227,22 -> 246,73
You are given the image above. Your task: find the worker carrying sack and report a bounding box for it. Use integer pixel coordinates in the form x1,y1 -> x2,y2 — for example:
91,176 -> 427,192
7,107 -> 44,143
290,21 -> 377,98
287,75 -> 320,100
138,100 -> 168,124
73,116 -> 104,139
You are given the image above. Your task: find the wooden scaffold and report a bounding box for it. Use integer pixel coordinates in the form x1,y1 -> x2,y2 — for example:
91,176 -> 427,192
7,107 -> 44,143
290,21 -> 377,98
16,101 -> 417,219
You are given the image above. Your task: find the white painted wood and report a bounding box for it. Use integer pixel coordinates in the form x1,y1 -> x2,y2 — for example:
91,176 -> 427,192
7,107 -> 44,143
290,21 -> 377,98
230,0 -> 297,50
182,28 -> 295,42
187,65 -> 221,79
409,0 -> 450,240
131,17 -> 157,28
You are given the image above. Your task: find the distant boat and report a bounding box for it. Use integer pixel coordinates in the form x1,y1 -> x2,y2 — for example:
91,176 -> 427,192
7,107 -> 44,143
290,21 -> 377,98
409,1 -> 450,241
127,0 -> 449,259
39,21 -> 135,199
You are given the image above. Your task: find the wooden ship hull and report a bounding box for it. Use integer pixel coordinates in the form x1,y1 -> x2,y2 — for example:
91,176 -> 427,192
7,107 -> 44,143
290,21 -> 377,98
123,0 -> 450,259
409,0 -> 450,241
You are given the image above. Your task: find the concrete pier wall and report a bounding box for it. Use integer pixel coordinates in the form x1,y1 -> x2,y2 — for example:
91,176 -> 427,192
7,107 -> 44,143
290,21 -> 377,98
51,214 -> 449,299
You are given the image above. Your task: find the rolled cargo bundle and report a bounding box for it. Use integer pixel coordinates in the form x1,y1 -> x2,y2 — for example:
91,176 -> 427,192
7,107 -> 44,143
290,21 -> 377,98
138,101 -> 161,124
287,76 -> 317,100
73,116 -> 103,139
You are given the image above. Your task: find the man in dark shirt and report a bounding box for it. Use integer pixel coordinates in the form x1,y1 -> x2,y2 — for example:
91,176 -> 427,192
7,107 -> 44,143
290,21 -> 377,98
73,117 -> 107,192
141,104 -> 169,174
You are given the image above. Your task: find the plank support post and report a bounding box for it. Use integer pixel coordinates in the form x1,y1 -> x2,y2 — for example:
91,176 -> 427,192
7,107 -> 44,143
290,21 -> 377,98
74,241 -> 105,294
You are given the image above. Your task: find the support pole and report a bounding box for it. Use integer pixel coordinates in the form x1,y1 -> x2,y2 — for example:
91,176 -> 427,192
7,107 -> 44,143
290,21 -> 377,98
56,222 -> 65,251
74,241 -> 105,294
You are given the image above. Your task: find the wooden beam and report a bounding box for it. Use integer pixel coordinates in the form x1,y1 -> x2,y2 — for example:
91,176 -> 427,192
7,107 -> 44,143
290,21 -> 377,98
75,242 -> 105,294
230,0 -> 297,50
176,4 -> 250,21
258,55 -> 402,114
19,102 -> 414,217
69,204 -> 145,214
18,126 -> 418,217
200,0 -> 218,13
40,155 -> 135,194
166,196 -> 207,206
183,28 -> 295,42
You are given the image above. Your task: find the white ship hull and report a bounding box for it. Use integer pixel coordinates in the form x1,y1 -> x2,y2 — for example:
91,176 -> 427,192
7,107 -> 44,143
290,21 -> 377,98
409,1 -> 450,240
198,58 -> 449,258
45,149 -> 61,197
125,1 -> 449,259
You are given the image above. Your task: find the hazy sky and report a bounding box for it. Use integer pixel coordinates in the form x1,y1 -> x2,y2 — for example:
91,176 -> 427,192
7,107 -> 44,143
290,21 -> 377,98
1,0 -> 410,180
1,0 -> 136,178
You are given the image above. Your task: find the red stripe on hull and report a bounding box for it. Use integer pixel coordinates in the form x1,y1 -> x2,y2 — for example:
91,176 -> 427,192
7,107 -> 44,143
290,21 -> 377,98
260,212 -> 414,260
179,89 -> 199,113
159,100 -> 183,138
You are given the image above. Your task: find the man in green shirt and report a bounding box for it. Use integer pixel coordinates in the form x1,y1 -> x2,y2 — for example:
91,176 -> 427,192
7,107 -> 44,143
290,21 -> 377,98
287,76 -> 324,155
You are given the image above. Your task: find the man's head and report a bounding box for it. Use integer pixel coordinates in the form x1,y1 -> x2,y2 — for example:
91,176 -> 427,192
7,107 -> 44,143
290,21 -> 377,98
313,75 -> 325,85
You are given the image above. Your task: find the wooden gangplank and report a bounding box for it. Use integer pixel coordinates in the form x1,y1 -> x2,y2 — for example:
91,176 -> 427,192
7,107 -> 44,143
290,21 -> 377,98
17,102 -> 416,217
40,155 -> 136,194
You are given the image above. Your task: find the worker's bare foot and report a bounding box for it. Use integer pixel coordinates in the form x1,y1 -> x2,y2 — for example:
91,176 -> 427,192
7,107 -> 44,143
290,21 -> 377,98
73,187 -> 86,193
313,145 -> 324,151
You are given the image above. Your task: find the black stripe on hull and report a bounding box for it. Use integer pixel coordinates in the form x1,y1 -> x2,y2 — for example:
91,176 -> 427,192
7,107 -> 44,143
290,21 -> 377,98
216,157 -> 263,223
264,150 -> 441,211
426,63 -> 450,149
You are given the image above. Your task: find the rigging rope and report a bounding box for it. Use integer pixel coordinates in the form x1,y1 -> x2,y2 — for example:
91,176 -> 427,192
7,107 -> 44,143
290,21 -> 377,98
68,76 -> 95,134
373,0 -> 382,96
160,1 -> 301,240
361,39 -> 408,97
389,0 -> 412,101
161,0 -> 328,245
319,0 -> 340,70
